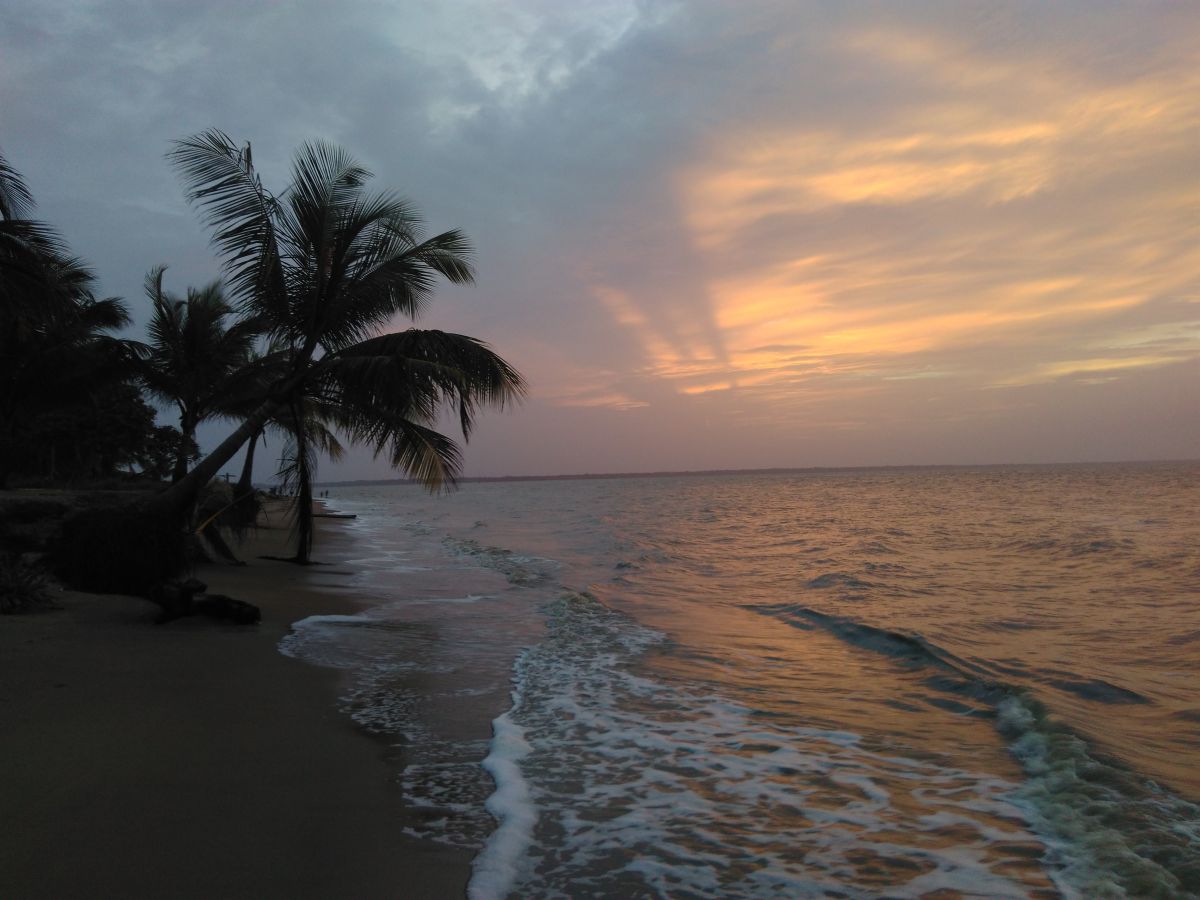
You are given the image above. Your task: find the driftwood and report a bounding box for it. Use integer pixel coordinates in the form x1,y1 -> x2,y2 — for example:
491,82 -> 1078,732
147,577 -> 261,625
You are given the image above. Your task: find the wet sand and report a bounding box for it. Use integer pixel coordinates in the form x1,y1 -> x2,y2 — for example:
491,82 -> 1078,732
0,500 -> 472,899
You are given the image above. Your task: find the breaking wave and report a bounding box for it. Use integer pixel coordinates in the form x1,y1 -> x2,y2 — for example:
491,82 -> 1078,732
757,603 -> 1200,897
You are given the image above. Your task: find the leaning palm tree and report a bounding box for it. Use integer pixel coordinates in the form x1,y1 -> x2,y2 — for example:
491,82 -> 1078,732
138,267 -> 260,481
146,131 -> 524,555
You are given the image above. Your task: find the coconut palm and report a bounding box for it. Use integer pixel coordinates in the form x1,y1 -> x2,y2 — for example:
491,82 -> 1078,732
138,267 -> 261,481
148,131 -> 525,553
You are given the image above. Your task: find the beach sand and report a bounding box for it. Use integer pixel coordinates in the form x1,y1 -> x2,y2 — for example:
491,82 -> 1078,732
0,500 -> 473,899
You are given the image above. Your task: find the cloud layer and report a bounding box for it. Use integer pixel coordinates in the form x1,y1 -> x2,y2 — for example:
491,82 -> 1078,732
3,1 -> 1198,476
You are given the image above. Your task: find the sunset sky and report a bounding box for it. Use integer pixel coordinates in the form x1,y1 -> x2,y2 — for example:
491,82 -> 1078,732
4,1 -> 1198,478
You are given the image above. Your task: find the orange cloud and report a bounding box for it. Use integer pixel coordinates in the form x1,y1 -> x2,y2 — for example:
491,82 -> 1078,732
662,24 -> 1200,407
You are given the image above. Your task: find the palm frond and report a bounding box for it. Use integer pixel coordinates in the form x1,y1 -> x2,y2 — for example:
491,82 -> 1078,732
138,266 -> 264,429
285,140 -> 371,226
0,225 -> 89,325
315,229 -> 476,350
307,329 -> 522,489
77,295 -> 132,332
0,147 -> 36,220
168,130 -> 288,325
338,403 -> 463,490
330,328 -> 526,423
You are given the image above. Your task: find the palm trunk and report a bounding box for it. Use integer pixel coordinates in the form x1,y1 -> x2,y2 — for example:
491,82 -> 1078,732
236,428 -> 260,499
291,415 -> 313,564
293,470 -> 313,563
173,412 -> 196,483
221,426 -> 264,528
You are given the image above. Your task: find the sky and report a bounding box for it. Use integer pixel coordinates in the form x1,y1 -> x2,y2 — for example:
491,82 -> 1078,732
3,1 -> 1199,479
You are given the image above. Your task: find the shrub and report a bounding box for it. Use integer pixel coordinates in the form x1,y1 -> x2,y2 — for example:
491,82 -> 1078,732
0,554 -> 53,613
49,503 -> 188,595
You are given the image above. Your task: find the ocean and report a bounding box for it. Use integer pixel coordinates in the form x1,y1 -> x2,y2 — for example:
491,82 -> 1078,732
279,463 -> 1200,899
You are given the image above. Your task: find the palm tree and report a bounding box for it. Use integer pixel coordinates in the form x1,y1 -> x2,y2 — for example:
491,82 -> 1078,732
147,131 -> 525,555
138,267 -> 260,481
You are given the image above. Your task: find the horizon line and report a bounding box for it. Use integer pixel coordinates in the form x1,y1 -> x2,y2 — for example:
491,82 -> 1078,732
311,457 -> 1198,488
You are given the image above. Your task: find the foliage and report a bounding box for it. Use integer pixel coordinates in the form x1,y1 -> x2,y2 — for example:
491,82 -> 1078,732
135,425 -> 199,481
0,554 -> 53,614
10,381 -> 171,484
136,267 -> 261,481
0,149 -> 85,325
0,147 -> 149,487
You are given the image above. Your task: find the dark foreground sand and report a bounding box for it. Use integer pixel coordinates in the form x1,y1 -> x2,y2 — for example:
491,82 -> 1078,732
0,501 -> 473,899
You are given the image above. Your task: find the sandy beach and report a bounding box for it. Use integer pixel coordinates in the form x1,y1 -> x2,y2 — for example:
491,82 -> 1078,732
0,500 -> 473,899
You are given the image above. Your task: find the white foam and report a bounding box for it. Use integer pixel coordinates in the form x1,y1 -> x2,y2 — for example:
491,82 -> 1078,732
275,493 -> 558,859
461,592 -> 1056,898
996,694 -> 1200,898
278,613 -> 372,665
291,613 -> 368,628
468,666 -> 537,900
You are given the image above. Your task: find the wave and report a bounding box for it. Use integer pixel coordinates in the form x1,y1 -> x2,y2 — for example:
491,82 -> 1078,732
468,592 -> 666,898
1000,535 -> 1138,558
782,605 -> 993,681
469,593 -> 1077,898
443,536 -> 560,586
1042,676 -> 1149,705
470,686 -> 535,900
756,603 -> 1200,897
280,607 -> 504,850
806,572 -> 877,591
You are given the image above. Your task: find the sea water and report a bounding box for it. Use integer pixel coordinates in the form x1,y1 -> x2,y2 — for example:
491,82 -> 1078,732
279,463 -> 1200,898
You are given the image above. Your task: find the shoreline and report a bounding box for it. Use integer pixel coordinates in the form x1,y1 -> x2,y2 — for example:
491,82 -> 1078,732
0,499 -> 474,899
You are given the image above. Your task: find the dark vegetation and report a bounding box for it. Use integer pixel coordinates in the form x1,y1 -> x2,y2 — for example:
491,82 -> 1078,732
0,553 -> 52,614
0,133 -> 524,610
49,502 -> 187,595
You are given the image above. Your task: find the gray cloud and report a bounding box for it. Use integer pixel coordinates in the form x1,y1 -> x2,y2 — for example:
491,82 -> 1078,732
3,1 -> 1198,477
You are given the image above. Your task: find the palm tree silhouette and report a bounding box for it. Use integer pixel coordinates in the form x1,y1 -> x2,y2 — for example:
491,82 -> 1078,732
138,267 -> 261,481
149,131 -> 525,560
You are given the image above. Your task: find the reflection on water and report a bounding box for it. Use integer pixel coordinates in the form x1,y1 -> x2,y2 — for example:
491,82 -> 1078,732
303,463 -> 1199,897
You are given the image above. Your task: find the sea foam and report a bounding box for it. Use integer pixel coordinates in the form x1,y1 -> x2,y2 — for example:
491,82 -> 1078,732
468,664 -> 537,900
465,592 -> 1050,898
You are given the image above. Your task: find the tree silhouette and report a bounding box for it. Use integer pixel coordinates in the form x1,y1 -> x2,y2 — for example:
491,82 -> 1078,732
0,147 -> 144,486
137,267 -> 260,481
146,131 -> 524,563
